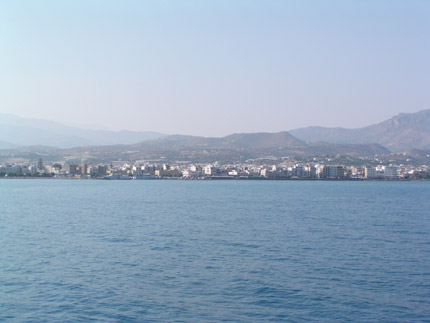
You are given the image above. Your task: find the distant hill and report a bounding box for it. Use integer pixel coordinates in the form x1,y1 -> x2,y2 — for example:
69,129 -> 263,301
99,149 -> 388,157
290,109 -> 430,152
221,132 -> 305,148
400,148 -> 430,158
0,140 -> 16,149
0,128 -> 391,163
4,131 -> 387,163
136,131 -> 306,149
305,142 -> 390,156
2,109 -> 429,152
0,113 -> 164,148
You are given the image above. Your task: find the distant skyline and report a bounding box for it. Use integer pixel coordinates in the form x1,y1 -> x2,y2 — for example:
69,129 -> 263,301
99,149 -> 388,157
1,1 -> 429,136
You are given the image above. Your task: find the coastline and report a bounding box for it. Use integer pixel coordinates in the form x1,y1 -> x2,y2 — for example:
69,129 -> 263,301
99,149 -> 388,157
0,176 -> 425,181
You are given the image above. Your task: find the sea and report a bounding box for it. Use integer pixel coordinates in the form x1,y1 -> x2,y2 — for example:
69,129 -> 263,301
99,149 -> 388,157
1,179 -> 429,322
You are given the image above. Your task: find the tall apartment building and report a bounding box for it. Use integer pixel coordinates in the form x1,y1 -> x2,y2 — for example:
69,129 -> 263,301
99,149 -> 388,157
63,164 -> 79,175
319,165 -> 345,179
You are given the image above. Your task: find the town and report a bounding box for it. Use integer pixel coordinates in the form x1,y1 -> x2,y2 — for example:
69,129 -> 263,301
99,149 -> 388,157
1,156 -> 429,180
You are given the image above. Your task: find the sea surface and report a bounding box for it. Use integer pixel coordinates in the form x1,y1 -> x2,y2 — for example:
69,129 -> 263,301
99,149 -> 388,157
0,180 -> 429,322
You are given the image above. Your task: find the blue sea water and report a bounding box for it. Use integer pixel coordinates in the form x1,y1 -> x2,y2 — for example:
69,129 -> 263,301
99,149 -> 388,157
0,180 -> 429,322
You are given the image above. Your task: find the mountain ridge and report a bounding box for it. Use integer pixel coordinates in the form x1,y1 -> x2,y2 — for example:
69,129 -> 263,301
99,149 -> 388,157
10,132 -> 387,163
136,131 -> 306,150
290,109 -> 430,152
0,113 -> 164,148
1,109 -> 429,153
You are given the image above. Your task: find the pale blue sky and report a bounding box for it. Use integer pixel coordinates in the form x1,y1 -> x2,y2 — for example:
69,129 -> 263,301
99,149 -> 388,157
1,0 -> 429,136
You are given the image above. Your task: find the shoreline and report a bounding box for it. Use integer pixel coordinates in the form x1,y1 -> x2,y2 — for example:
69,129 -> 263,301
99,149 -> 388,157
0,176 -> 427,182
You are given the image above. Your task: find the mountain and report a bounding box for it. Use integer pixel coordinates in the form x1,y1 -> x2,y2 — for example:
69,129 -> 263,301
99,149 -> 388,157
0,140 -> 16,149
0,113 -> 164,148
3,109 -> 428,152
401,148 -> 430,159
1,131 -> 388,164
221,132 -> 305,148
135,131 -> 306,150
290,109 -> 430,152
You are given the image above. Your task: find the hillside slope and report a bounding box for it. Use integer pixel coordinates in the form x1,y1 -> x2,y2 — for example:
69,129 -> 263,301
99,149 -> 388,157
290,109 -> 430,152
0,113 -> 164,148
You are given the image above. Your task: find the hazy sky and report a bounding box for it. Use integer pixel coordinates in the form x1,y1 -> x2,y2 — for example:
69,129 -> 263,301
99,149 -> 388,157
1,1 -> 429,136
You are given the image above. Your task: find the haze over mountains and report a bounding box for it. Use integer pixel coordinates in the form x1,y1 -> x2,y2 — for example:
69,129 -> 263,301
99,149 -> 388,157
17,132 -> 386,164
290,109 -> 430,152
0,113 -> 163,149
0,110 -> 429,162
138,132 -> 305,149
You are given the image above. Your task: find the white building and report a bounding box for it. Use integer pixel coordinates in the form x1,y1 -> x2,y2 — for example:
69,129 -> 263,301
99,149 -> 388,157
382,166 -> 398,179
228,170 -> 238,176
203,165 -> 214,175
